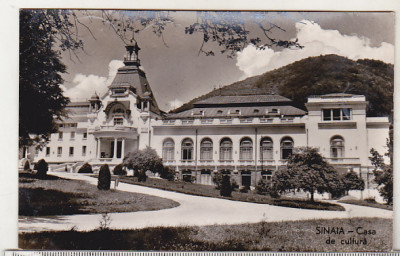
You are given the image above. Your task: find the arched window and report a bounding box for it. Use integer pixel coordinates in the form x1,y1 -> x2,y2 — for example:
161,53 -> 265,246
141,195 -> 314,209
280,137 -> 294,159
220,138 -> 232,160
162,139 -> 175,160
200,138 -> 213,160
331,136 -> 345,158
240,137 -> 253,160
181,138 -> 194,160
260,137 -> 273,160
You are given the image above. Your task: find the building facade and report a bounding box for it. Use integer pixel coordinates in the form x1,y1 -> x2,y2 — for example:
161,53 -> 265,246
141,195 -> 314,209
29,43 -> 390,187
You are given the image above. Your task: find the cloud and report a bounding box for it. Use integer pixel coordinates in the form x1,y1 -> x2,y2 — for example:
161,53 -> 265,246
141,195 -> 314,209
236,20 -> 394,79
64,60 -> 124,100
165,99 -> 183,111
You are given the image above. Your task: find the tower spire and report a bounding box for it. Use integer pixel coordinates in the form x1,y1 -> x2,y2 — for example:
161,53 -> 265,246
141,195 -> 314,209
124,32 -> 141,66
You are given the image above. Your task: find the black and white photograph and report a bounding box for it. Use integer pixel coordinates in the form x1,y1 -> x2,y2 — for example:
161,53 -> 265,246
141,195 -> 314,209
13,8 -> 395,251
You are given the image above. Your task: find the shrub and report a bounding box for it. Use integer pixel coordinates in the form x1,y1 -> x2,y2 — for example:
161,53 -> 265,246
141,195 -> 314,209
256,179 -> 279,198
138,170 -> 147,182
239,186 -> 249,193
231,179 -> 239,191
160,166 -> 175,181
23,160 -> 30,171
78,163 -> 93,173
97,164 -> 111,190
364,197 -> 377,204
113,164 -> 126,176
212,172 -> 224,189
220,175 -> 232,197
34,159 -> 48,177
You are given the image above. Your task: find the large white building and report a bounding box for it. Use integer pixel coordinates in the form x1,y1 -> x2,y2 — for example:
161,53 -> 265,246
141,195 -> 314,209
27,42 -> 390,187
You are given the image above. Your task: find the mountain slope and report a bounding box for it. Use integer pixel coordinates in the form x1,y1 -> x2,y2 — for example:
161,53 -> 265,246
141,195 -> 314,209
172,54 -> 393,117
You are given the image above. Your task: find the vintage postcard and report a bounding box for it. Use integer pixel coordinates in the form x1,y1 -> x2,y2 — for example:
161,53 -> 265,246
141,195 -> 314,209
13,7 -> 396,252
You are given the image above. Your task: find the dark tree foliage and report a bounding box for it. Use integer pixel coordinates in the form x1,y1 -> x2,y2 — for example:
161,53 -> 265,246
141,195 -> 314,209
97,164 -> 111,190
123,147 -> 163,182
159,166 -> 175,181
78,163 -> 93,173
23,160 -> 31,171
34,159 -> 48,178
220,175 -> 232,197
341,171 -> 365,193
113,164 -> 127,176
369,144 -> 393,205
102,11 -> 302,58
273,147 -> 341,202
19,10 -> 77,147
255,178 -> 278,197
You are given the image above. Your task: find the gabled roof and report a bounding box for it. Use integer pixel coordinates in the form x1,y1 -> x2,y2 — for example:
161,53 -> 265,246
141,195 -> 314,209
166,105 -> 306,119
109,65 -> 161,114
194,95 -> 292,106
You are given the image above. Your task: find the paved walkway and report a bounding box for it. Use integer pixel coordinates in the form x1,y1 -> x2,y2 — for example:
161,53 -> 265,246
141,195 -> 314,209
19,172 -> 393,233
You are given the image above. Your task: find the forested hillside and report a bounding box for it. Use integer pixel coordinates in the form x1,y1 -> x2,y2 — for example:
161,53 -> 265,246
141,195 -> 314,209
172,55 -> 393,117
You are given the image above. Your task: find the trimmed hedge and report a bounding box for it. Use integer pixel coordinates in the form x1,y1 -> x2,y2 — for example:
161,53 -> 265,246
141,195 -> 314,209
78,163 -> 93,173
97,164 -> 111,190
34,159 -> 48,177
113,164 -> 127,176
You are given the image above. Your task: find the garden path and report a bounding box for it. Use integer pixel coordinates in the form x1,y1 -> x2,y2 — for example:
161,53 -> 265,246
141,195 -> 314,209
19,171 -> 393,232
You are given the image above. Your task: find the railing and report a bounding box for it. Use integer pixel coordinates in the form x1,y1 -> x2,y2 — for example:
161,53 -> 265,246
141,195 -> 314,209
238,159 -> 254,164
259,118 -> 274,123
182,120 -> 194,125
259,159 -> 275,165
95,125 -> 137,132
201,119 -> 213,124
240,119 -> 253,123
218,159 -> 234,163
278,159 -> 288,165
219,119 -> 233,124
199,160 -> 214,164
327,158 -> 360,164
162,120 -> 175,125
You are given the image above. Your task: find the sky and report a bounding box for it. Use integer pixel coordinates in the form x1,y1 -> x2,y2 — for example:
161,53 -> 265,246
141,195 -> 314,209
60,11 -> 395,112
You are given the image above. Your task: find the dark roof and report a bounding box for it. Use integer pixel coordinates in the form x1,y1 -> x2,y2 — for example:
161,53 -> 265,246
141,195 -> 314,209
194,95 -> 291,105
166,105 -> 306,119
109,65 -> 161,114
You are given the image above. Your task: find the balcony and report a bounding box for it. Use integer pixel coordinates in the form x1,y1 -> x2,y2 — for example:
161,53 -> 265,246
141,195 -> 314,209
327,158 -> 360,165
278,159 -> 288,165
199,159 -> 214,165
259,159 -> 275,165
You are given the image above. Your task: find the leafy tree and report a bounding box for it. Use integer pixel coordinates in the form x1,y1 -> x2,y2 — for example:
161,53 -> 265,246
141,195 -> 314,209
255,178 -> 278,198
113,164 -> 127,176
341,171 -> 365,194
19,10 -> 87,147
98,164 -> 111,190
273,147 -> 341,202
220,175 -> 232,197
369,148 -> 393,205
123,147 -> 164,181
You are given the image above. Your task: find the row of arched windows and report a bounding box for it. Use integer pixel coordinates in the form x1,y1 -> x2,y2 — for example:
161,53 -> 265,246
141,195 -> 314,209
162,137 -> 295,161
162,135 -> 346,161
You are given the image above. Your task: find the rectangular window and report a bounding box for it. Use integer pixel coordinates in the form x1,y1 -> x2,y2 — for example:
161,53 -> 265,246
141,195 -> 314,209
114,117 -> 123,126
322,108 -> 352,121
69,147 -> 74,157
82,146 -> 86,156
58,131 -> 63,140
83,132 -> 87,139
57,147 -> 62,157
70,131 -> 75,140
46,147 -> 50,157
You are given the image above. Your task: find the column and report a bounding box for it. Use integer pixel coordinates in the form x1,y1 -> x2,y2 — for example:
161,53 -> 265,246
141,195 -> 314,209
121,138 -> 125,159
97,138 -> 101,159
113,138 -> 118,159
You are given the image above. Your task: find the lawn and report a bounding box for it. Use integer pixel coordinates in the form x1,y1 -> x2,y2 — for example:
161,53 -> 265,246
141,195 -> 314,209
19,172 -> 179,216
339,199 -> 393,211
117,176 -> 344,211
19,217 -> 392,251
